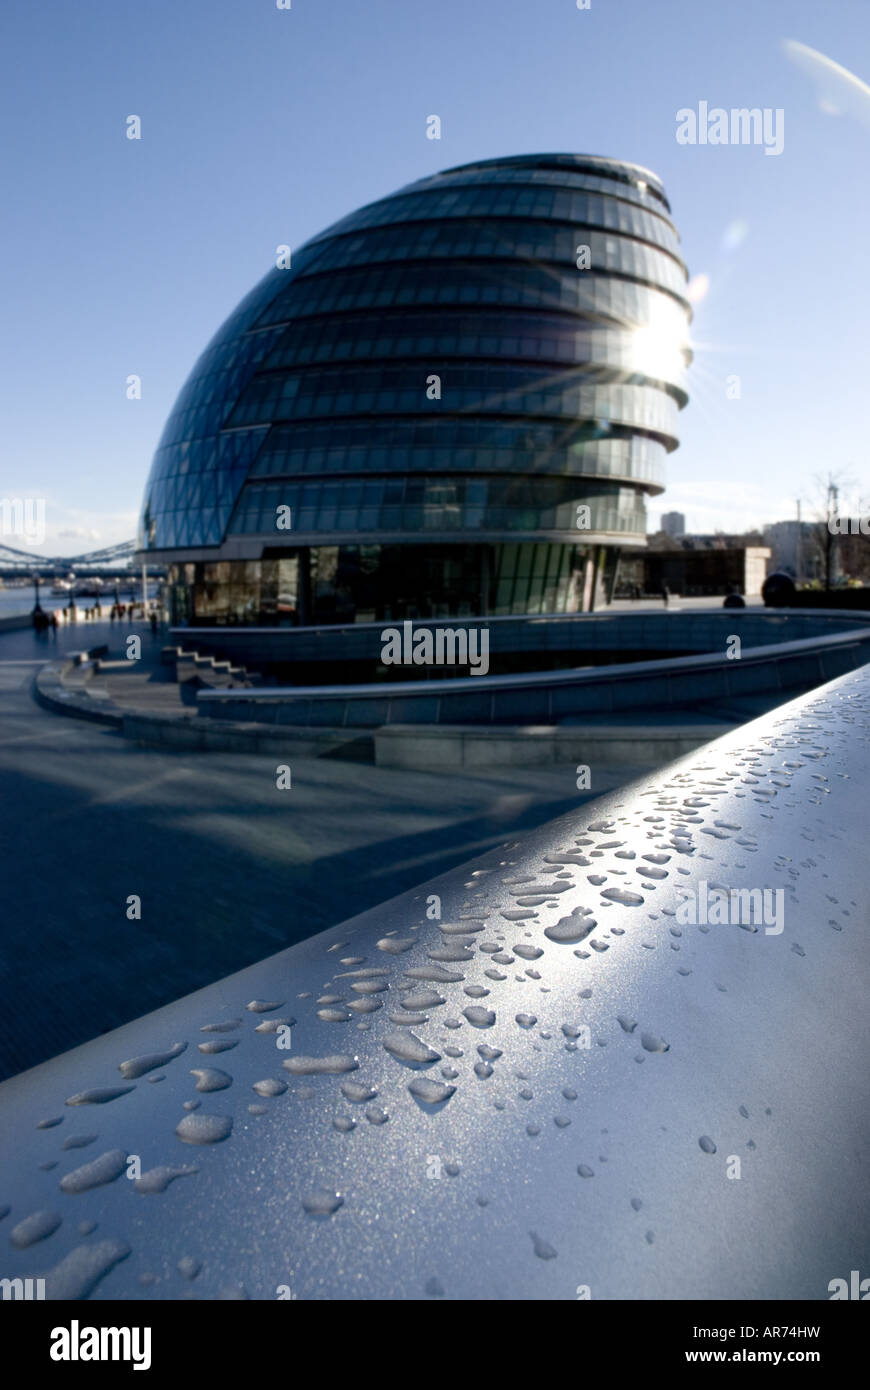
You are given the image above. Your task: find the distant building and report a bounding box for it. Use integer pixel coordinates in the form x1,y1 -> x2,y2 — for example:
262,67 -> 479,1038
763,520 -> 823,582
741,518 -> 870,588
617,533 -> 770,597
660,510 -> 685,537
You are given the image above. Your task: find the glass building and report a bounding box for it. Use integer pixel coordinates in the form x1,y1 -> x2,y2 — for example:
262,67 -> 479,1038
137,153 -> 692,627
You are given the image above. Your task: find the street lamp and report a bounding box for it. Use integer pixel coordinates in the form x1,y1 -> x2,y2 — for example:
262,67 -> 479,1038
31,572 -> 49,631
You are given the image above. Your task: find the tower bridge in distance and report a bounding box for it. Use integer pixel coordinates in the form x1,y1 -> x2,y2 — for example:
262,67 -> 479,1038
0,539 -> 161,581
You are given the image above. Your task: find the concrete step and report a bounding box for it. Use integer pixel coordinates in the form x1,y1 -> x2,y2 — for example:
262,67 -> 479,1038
94,659 -> 137,674
161,642 -> 260,689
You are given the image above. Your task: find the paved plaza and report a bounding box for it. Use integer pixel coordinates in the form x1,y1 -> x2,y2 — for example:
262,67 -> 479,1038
0,620 -> 655,1081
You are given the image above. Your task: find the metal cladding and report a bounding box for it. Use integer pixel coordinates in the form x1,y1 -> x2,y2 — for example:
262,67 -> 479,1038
0,666 -> 867,1300
137,153 -> 691,571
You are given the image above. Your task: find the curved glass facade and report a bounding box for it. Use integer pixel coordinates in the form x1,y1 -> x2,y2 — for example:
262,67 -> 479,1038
138,152 -> 691,624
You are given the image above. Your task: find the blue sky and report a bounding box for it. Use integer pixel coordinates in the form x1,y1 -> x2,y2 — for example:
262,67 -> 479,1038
1,0 -> 868,554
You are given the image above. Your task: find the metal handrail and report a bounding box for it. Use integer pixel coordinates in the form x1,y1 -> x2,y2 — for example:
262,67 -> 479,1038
1,664 -> 867,1300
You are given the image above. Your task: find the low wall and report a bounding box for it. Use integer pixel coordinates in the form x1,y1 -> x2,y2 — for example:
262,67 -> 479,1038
0,613 -> 38,633
33,656 -> 124,727
198,627 -> 870,728
375,721 -> 731,770
171,606 -> 870,672
122,711 -> 369,758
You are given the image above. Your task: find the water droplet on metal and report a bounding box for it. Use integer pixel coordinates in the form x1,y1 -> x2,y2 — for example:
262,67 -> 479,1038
302,1188 -> 343,1216
134,1165 -> 198,1194
190,1068 -> 232,1093
9,1209 -> 62,1248
60,1149 -> 128,1193
175,1113 -> 233,1145
463,1006 -> 496,1028
383,1031 -> 441,1066
530,1230 -> 557,1259
119,1043 -> 187,1079
252,1078 -> 287,1098
284,1055 -> 359,1075
65,1087 -> 135,1107
409,1077 -> 456,1105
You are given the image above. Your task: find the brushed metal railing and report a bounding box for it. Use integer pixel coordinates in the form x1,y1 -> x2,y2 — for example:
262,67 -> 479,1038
0,664 -> 868,1300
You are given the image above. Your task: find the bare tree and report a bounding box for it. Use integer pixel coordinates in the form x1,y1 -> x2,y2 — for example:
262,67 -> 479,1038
808,470 -> 857,591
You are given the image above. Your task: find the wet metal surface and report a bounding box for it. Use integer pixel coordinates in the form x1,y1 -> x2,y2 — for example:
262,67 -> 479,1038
0,666 -> 868,1299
